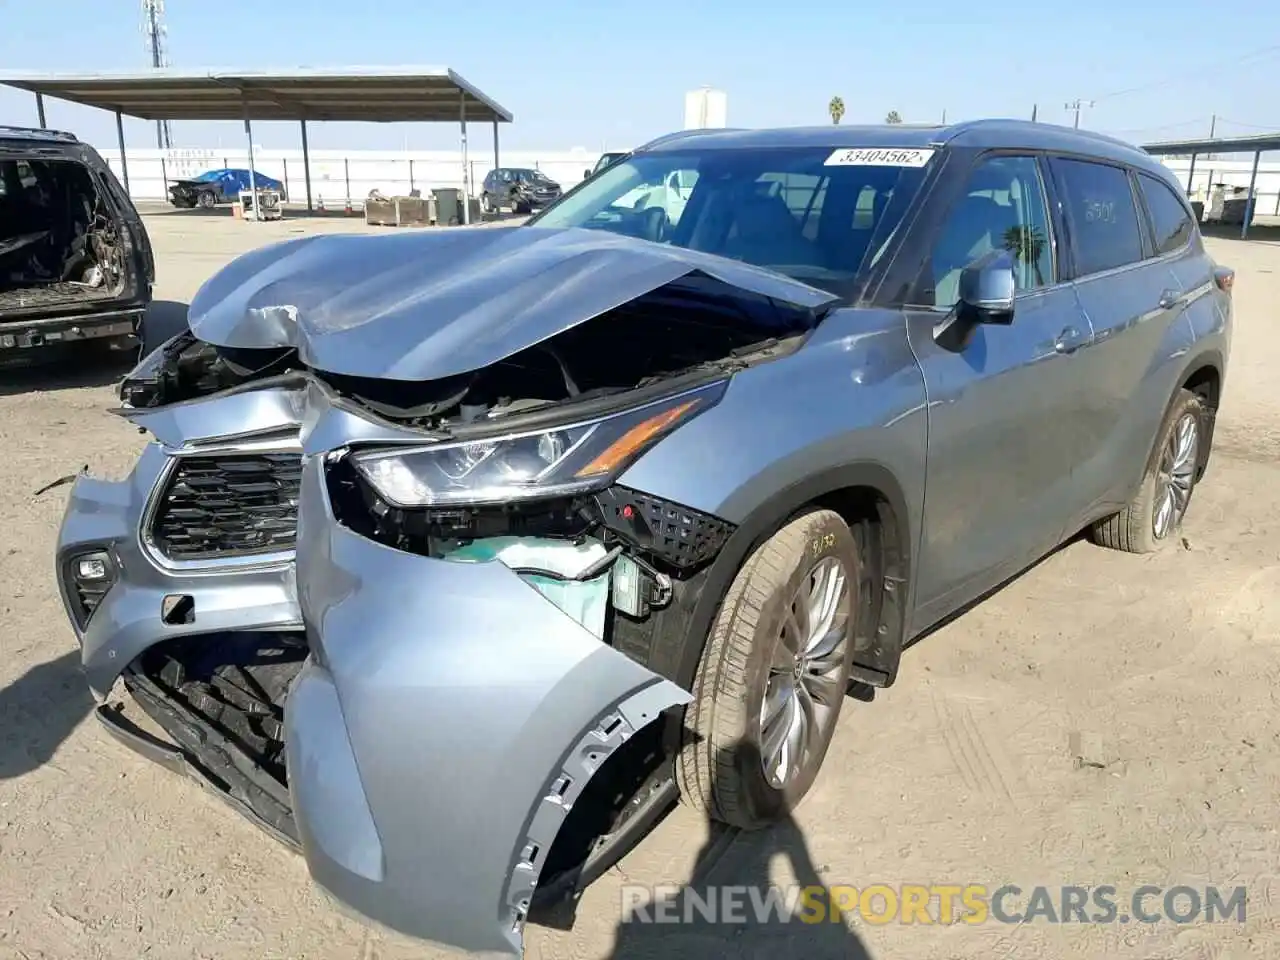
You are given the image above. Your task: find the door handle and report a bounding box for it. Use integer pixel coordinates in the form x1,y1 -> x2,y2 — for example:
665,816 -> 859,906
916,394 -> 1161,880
1053,326 -> 1088,354
1158,290 -> 1180,309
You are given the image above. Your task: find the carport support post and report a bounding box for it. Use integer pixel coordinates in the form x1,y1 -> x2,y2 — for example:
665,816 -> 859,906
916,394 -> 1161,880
1242,150 -> 1261,240
493,118 -> 500,171
1185,153 -> 1197,197
115,110 -> 130,196
459,93 -> 470,225
300,120 -> 313,212
244,108 -> 259,222
35,92 -> 46,128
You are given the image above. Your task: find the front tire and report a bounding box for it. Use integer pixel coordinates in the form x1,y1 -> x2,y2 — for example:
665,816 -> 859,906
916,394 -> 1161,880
1090,388 -> 1206,553
197,190 -> 216,210
676,508 -> 859,830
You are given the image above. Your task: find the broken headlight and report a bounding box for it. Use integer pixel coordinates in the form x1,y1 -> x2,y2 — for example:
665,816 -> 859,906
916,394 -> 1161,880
351,381 -> 725,507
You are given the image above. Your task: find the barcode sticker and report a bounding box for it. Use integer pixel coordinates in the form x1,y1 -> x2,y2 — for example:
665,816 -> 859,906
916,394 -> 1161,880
824,147 -> 936,168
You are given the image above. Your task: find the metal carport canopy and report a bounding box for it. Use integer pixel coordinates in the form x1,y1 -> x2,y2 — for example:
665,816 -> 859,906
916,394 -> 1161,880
0,66 -> 514,222
1143,131 -> 1280,239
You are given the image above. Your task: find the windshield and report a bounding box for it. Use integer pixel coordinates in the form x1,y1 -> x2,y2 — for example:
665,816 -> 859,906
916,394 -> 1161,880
529,145 -> 935,294
514,169 -> 553,182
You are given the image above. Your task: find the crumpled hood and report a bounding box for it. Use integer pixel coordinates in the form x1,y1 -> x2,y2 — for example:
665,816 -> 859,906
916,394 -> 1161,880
186,226 -> 839,381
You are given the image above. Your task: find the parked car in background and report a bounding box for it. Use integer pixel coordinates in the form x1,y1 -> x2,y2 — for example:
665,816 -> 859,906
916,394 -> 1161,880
168,168 -> 286,209
479,167 -> 562,214
57,120 -> 1230,957
1,125 -> 154,356
584,150 -> 629,180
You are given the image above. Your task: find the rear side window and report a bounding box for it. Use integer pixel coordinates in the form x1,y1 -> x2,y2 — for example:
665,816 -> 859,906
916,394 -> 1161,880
1054,159 -> 1144,276
1138,173 -> 1194,255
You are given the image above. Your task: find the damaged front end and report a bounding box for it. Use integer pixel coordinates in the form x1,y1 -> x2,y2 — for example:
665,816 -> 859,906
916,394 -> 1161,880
55,227 -> 833,955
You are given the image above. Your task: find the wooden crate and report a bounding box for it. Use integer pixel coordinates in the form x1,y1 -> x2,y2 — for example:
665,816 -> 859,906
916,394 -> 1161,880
365,195 -> 431,227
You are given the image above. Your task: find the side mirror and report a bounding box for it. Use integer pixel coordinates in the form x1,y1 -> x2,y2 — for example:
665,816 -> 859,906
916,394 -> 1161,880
583,168 -> 592,180
957,249 -> 1016,324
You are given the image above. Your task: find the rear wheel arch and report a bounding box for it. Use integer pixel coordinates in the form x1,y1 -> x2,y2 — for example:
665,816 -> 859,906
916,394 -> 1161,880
1179,351 -> 1223,479
1182,355 -> 1222,409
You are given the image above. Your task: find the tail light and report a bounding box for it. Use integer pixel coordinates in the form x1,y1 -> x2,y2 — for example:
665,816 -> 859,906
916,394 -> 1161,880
1214,266 -> 1235,295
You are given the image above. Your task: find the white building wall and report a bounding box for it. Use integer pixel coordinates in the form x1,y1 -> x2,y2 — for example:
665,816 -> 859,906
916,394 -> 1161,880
1158,157 -> 1280,217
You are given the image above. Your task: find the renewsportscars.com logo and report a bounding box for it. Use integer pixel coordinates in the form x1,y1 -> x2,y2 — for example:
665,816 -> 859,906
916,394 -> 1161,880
620,884 -> 1248,926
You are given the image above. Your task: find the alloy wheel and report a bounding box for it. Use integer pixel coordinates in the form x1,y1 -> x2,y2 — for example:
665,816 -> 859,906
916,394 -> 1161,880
1153,412 -> 1199,539
758,556 -> 853,789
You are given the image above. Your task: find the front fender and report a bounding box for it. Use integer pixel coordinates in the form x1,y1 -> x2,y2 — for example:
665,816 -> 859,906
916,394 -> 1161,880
289,456 -> 690,955
615,310 -> 928,689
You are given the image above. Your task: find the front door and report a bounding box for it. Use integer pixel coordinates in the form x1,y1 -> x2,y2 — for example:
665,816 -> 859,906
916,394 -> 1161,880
905,153 -> 1097,629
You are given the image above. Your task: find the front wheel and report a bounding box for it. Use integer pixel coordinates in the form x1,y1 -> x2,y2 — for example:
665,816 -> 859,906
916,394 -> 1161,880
197,190 -> 216,209
676,508 -> 860,830
1090,388 -> 1206,553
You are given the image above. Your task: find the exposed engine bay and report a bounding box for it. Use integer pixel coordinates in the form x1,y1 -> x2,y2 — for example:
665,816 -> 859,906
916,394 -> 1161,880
0,158 -> 127,311
121,273 -> 815,419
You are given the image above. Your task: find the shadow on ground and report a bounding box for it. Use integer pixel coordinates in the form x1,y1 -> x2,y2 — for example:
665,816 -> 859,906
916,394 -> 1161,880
537,738 -> 874,959
139,300 -> 190,353
607,815 -> 872,959
0,650 -> 93,780
0,343 -> 136,397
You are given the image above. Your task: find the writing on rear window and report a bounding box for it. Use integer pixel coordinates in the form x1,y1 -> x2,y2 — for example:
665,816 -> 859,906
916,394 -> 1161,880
825,148 -> 935,168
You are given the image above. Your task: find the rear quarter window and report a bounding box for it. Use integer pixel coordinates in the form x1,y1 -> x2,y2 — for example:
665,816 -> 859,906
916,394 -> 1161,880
1138,172 -> 1195,255
1054,158 -> 1145,276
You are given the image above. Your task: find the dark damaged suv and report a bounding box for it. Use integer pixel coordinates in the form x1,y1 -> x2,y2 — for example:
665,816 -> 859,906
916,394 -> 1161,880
1,126 -> 154,356
56,120 -> 1230,955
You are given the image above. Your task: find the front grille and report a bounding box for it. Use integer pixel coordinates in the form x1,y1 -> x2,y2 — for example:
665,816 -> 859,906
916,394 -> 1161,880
150,453 -> 302,561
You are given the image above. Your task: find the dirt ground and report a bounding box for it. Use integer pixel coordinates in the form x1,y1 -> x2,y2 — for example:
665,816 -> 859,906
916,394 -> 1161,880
1,210 -> 1277,960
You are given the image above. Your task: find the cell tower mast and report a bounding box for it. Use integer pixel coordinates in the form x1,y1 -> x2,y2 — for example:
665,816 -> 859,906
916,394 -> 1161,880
142,0 -> 173,148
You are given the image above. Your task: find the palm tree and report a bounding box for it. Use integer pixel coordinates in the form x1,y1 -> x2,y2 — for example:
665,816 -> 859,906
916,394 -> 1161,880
885,110 -> 903,124
829,96 -> 845,125
1002,225 -> 1048,286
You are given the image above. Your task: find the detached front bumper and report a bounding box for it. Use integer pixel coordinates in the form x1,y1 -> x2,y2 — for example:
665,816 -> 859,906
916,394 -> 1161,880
55,443 -> 690,956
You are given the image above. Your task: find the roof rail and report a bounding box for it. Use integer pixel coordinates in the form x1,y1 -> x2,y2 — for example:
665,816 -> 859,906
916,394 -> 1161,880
634,128 -> 750,152
0,125 -> 79,142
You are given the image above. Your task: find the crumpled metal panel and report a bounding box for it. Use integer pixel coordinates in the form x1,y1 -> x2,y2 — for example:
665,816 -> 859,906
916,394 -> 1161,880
186,225 -> 838,381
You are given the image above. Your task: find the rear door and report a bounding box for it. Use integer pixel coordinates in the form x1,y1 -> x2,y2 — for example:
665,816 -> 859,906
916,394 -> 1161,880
1046,156 -> 1186,524
907,152 -> 1098,625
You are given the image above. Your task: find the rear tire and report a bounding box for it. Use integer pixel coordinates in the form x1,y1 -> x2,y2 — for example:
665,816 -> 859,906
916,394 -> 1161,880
676,508 -> 859,830
1090,388 -> 1205,553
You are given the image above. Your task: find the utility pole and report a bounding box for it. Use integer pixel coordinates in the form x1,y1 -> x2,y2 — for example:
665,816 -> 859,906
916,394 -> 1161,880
1031,104 -> 1038,122
142,0 -> 173,149
1065,98 -> 1095,129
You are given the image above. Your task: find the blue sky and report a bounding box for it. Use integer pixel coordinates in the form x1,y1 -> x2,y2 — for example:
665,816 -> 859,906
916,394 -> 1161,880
2,0 -> 1278,153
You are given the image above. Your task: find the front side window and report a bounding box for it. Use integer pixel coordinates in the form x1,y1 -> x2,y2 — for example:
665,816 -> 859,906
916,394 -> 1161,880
1138,172 -> 1194,256
528,145 -> 935,295
928,155 -> 1055,308
1054,158 -> 1144,276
